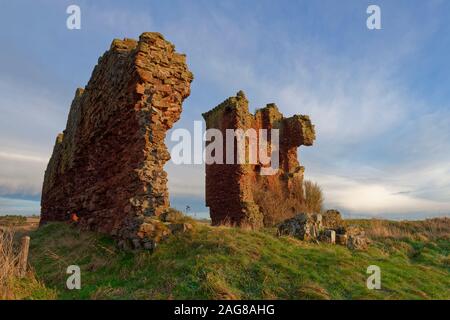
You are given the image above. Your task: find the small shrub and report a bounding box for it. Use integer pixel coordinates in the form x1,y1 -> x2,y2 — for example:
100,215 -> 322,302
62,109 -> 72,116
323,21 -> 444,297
303,180 -> 324,214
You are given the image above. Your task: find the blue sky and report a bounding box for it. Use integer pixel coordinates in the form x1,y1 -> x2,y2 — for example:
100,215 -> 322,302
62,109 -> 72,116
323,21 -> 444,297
0,0 -> 449,219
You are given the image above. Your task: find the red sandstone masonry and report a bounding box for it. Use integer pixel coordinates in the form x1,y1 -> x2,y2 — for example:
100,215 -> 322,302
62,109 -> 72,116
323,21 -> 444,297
40,33 -> 193,244
202,91 -> 315,227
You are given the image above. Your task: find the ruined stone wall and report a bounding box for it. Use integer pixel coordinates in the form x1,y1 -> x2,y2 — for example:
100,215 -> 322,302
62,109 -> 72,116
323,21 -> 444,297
202,91 -> 315,227
40,32 -> 193,244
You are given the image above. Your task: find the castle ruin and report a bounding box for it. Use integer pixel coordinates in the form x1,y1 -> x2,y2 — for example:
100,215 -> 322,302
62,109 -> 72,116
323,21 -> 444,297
203,91 -> 315,227
40,32 -> 193,246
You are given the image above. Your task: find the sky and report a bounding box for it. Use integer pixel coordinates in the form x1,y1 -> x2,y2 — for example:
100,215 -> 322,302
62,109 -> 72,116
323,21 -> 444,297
0,0 -> 449,219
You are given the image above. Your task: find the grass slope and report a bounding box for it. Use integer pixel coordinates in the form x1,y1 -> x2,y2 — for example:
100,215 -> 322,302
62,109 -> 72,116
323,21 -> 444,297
25,219 -> 449,300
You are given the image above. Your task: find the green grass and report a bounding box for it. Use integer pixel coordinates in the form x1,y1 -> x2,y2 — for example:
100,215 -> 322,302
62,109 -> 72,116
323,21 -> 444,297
23,220 -> 449,300
5,276 -> 57,300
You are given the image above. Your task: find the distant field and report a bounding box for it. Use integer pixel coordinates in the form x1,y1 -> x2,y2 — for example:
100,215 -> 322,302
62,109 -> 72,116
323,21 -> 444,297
1,216 -> 448,300
0,216 -> 40,237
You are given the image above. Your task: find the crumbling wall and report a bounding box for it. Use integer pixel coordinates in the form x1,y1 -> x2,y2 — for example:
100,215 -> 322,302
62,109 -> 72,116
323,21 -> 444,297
202,91 -> 315,227
40,32 -> 193,246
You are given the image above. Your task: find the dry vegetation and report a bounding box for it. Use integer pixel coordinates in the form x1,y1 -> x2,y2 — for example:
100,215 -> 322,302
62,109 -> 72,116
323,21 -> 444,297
0,227 -> 18,298
0,223 -> 54,300
0,215 -> 27,227
254,178 -> 324,226
351,217 -> 450,241
303,181 -> 324,214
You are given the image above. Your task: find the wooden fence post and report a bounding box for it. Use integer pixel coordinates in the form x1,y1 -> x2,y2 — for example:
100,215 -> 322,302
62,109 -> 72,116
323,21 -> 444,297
19,236 -> 30,277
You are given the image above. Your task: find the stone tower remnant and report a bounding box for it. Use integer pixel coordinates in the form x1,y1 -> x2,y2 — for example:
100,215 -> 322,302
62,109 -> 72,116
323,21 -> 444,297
40,32 -> 193,246
202,91 -> 315,227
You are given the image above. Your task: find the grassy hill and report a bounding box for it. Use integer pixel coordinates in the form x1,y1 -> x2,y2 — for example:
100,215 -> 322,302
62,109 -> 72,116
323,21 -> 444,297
5,217 -> 445,300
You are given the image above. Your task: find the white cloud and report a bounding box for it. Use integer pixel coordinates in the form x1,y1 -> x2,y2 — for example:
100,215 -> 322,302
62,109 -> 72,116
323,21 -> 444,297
0,151 -> 48,164
0,147 -> 49,197
311,170 -> 450,216
0,153 -> 47,196
0,76 -> 63,197
166,162 -> 204,197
